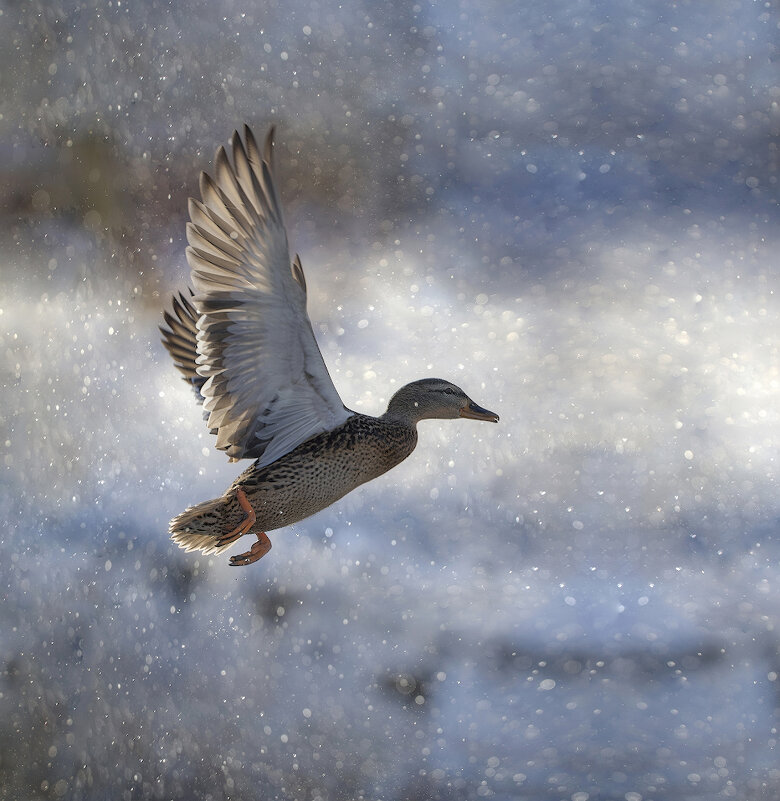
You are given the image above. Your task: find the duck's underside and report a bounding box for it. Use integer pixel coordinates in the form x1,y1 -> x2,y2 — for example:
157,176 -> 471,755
169,414 -> 418,565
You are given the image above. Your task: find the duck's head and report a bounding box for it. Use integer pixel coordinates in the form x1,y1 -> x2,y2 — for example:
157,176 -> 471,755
383,378 -> 499,425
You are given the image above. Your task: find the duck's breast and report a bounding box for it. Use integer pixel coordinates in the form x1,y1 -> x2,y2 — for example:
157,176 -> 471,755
235,415 -> 418,530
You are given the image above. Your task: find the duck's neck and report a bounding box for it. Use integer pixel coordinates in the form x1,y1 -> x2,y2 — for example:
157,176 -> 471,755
379,401 -> 422,427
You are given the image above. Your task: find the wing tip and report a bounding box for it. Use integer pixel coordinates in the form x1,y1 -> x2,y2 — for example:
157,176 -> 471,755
291,253 -> 306,294
160,289 -> 200,381
263,126 -> 276,171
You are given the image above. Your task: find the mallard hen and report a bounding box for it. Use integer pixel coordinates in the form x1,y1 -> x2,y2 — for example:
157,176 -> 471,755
161,126 -> 498,567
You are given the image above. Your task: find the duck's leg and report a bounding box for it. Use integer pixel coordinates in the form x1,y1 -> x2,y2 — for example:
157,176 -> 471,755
215,488 -> 256,548
229,530 -> 272,567
215,488 -> 272,567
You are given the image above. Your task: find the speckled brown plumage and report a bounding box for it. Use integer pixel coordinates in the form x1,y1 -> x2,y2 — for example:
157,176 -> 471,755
170,415 -> 418,555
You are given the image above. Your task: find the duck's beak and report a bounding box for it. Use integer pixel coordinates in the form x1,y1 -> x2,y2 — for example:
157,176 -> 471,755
459,401 -> 499,423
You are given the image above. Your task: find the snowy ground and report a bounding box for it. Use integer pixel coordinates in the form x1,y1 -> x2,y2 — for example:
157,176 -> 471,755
3,2 -> 780,799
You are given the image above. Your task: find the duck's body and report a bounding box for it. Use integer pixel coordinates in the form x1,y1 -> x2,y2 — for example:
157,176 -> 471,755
171,413 -> 418,554
161,126 -> 498,566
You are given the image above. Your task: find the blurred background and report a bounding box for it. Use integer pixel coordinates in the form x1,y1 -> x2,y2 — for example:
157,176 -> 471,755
2,1 -> 780,799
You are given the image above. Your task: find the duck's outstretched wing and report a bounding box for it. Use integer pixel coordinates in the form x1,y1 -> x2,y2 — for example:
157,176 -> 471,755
160,289 -> 209,409
180,125 -> 353,466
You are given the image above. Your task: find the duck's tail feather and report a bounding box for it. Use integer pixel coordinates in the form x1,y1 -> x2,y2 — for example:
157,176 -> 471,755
169,496 -> 233,555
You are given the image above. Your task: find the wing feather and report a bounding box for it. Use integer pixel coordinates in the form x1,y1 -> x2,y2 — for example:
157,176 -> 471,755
174,126 -> 353,464
159,291 -> 212,422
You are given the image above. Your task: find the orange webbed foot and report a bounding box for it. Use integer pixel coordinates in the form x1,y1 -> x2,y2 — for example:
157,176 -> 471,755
229,531 -> 272,567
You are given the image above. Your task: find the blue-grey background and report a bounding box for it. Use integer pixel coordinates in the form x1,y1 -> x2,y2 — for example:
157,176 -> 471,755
2,1 -> 780,799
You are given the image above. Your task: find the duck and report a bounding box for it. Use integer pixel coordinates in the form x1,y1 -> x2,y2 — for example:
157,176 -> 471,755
160,126 -> 499,567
